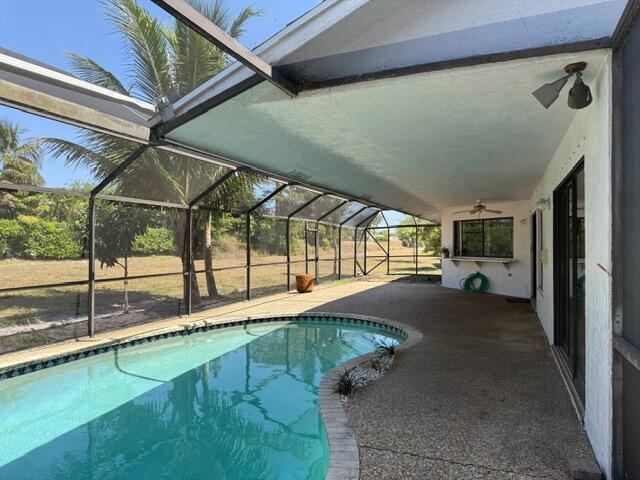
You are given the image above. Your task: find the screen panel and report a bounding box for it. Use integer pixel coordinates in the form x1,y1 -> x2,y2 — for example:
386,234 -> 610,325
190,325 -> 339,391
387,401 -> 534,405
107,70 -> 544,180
295,195 -> 345,221
114,148 -> 232,205
0,192 -> 88,289
271,186 -> 321,218
94,200 -> 185,279
0,284 -> 87,353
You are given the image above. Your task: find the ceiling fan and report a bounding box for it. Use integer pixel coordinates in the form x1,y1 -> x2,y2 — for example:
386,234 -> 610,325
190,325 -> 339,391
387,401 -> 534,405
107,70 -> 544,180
453,200 -> 503,215
532,62 -> 592,110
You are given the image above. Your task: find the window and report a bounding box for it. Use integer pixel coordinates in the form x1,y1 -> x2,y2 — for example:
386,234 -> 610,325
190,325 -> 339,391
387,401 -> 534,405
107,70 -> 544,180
454,217 -> 513,258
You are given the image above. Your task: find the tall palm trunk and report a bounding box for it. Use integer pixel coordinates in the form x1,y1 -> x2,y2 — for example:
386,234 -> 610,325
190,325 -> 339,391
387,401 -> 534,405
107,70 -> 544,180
204,211 -> 220,297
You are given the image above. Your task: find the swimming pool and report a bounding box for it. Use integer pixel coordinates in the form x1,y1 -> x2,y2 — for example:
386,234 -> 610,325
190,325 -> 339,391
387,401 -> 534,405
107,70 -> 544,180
0,317 -> 404,479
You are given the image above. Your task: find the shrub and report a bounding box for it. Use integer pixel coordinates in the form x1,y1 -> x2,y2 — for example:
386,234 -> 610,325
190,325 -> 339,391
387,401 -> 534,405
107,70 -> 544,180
18,215 -> 82,260
0,219 -> 25,257
0,216 -> 82,260
132,227 -> 175,256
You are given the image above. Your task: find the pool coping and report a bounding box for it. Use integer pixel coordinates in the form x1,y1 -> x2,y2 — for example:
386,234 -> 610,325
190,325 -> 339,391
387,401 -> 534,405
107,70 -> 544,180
314,313 -> 423,480
0,311 -> 422,480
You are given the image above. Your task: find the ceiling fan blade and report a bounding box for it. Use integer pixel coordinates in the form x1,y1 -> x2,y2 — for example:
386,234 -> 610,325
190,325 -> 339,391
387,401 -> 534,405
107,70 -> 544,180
469,210 -> 479,214
485,209 -> 503,214
453,210 -> 472,215
532,74 -> 571,109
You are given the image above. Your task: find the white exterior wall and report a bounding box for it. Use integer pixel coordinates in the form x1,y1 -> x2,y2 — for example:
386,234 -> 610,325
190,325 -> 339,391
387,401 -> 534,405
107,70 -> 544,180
529,56 -> 613,477
441,200 -> 532,298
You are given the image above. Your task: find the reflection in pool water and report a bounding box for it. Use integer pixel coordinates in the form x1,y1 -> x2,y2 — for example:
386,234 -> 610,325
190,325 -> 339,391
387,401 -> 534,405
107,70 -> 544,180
0,320 -> 403,479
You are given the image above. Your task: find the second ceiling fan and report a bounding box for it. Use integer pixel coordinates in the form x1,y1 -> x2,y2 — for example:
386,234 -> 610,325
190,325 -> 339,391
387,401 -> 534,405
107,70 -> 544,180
454,200 -> 503,215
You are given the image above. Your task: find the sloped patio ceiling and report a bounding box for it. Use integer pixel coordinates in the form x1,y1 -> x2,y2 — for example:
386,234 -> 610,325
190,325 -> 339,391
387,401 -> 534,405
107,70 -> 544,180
278,0 -> 625,84
165,50 -> 607,221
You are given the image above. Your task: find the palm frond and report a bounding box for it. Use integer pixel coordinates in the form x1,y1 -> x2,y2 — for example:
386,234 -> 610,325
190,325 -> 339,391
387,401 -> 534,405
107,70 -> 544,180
0,119 -> 25,153
229,5 -> 263,39
194,0 -> 232,30
103,0 -> 173,102
65,52 -> 130,95
35,137 -> 110,169
170,0 -> 261,95
34,136 -> 134,188
16,141 -> 42,168
170,21 -> 221,95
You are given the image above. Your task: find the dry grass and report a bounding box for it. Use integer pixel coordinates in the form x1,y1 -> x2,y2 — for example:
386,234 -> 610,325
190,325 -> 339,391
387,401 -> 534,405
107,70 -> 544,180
0,238 -> 440,353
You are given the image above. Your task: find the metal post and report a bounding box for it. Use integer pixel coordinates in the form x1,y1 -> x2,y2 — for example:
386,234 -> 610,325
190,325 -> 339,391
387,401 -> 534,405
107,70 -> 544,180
387,226 -> 391,275
304,221 -> 309,274
286,218 -> 291,291
381,212 -> 390,275
185,207 -> 193,315
315,221 -> 320,284
338,225 -> 342,280
364,226 -> 368,275
87,195 -> 96,337
246,213 -> 251,300
353,228 -> 357,277
413,217 -> 419,275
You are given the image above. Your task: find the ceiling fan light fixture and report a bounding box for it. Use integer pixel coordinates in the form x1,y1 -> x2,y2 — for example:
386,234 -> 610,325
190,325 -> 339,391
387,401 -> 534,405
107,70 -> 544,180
567,73 -> 593,110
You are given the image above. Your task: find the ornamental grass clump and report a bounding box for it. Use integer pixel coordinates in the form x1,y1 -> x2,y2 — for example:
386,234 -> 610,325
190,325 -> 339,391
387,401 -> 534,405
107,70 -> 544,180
332,368 -> 364,397
375,339 -> 398,357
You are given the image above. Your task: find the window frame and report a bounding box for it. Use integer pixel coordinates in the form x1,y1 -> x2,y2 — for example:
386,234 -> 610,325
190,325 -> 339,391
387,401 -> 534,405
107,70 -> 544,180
453,216 -> 514,258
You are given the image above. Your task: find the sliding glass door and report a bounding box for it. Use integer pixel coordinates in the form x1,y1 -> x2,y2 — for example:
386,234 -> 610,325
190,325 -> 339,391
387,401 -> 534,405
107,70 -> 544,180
553,161 -> 585,405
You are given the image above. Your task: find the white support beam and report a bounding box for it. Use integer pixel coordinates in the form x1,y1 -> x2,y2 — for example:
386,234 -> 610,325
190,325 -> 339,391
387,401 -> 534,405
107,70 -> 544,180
0,49 -> 154,142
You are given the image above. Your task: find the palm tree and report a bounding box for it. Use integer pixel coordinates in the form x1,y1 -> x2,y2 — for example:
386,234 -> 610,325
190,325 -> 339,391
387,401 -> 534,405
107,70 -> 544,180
38,0 -> 260,304
0,119 -> 43,218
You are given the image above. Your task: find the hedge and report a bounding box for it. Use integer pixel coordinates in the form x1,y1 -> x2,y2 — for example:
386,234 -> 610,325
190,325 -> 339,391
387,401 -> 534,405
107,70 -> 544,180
0,216 -> 82,260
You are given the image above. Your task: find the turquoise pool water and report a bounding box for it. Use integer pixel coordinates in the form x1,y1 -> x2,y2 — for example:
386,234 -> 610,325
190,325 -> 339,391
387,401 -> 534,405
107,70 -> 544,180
0,320 -> 402,480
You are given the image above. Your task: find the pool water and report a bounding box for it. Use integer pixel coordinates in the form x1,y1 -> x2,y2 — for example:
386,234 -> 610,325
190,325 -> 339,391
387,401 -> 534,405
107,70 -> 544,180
0,320 -> 402,480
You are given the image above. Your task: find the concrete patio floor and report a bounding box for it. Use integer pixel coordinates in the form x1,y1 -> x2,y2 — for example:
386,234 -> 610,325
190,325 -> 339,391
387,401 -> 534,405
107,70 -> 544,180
306,280 -> 596,479
0,278 -> 595,479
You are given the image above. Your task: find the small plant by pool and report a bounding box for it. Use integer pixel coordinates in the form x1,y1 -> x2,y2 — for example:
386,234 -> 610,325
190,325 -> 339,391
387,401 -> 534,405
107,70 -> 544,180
0,317 -> 404,479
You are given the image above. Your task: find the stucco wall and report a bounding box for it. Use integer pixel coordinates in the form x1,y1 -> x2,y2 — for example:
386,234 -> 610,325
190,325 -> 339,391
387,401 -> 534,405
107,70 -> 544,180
529,55 -> 612,477
441,200 -> 531,298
